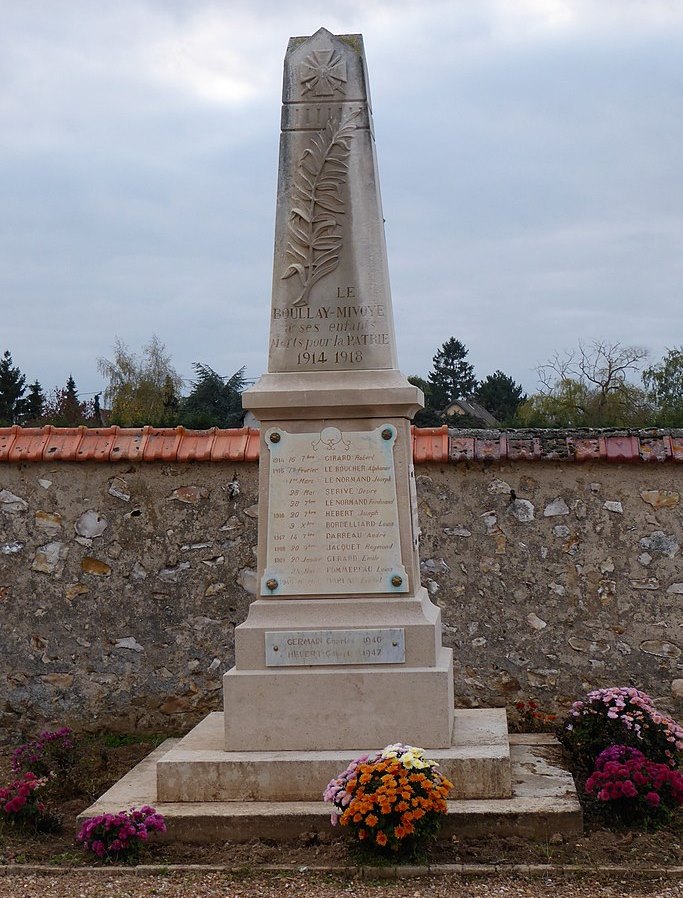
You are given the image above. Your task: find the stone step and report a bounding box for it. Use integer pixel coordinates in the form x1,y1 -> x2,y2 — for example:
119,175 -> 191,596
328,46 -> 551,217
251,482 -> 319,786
156,708 -> 511,802
79,729 -> 582,842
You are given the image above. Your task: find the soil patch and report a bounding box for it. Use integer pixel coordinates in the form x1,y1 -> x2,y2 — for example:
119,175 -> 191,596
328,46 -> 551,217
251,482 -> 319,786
0,736 -> 681,869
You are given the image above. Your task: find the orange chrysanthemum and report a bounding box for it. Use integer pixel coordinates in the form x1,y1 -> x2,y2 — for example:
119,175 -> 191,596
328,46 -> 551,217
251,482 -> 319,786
376,831 -> 388,847
365,813 -> 378,828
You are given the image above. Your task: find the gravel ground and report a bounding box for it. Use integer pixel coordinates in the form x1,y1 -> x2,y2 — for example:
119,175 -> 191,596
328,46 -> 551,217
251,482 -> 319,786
0,871 -> 681,898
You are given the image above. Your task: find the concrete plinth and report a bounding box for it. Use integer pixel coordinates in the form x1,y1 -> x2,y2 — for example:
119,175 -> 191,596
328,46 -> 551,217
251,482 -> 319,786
80,731 -> 582,843
224,648 -> 454,752
158,708 -> 510,802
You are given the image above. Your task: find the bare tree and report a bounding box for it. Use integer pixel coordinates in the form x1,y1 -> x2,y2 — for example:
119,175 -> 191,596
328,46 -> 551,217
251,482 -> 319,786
523,340 -> 652,427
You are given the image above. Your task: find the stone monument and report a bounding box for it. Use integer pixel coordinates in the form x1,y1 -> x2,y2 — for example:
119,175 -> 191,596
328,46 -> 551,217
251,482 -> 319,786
150,29 -> 513,805
81,31 -> 583,835
224,27 -> 454,752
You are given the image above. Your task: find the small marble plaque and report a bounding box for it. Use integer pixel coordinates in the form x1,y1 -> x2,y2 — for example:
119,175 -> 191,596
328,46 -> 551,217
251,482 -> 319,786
262,424 -> 408,596
265,628 -> 405,667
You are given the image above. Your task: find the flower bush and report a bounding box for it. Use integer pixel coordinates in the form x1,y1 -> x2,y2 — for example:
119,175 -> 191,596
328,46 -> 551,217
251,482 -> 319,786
323,743 -> 452,858
514,699 -> 557,732
0,771 -> 58,831
12,727 -> 75,779
559,687 -> 683,774
77,806 -> 167,862
585,744 -> 683,826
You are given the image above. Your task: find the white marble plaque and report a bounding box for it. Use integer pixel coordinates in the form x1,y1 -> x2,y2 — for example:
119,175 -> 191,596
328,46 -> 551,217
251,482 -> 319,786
265,628 -> 405,667
262,424 -> 408,596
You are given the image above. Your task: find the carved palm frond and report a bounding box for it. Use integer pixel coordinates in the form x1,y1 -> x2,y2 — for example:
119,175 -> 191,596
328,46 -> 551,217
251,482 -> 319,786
281,110 -> 359,306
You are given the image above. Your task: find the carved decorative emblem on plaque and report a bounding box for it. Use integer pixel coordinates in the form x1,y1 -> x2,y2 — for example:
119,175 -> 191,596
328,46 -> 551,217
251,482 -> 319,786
281,110 -> 358,307
300,49 -> 347,96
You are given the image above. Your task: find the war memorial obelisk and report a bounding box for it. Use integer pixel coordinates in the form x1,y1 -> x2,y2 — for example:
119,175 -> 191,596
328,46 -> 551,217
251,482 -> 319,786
150,29 -> 514,808
229,27 -> 454,751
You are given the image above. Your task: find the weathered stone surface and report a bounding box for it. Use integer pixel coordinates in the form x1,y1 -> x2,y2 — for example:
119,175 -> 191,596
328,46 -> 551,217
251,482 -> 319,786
527,669 -> 558,687
672,679 -> 683,700
568,636 -> 610,654
237,567 -> 258,595
508,499 -> 534,523
0,457 -> 681,737
0,489 -> 28,513
629,578 -> 659,591
639,531 -> 679,558
544,497 -> 569,517
444,526 -> 472,537
640,489 -> 680,509
32,541 -> 68,576
488,478 -> 512,495
169,486 -> 208,504
35,510 -> 63,534
40,673 -> 74,688
481,511 -> 498,533
204,582 -> 225,596
158,562 -> 190,581
421,558 -> 449,574
603,500 -> 623,514
640,640 -> 681,659
572,499 -> 587,519
75,510 -> 108,538
81,557 -> 112,576
1,541 -> 24,555
115,637 -> 144,653
64,583 -> 89,601
527,613 -> 547,630
108,477 -> 131,502
493,531 -> 507,554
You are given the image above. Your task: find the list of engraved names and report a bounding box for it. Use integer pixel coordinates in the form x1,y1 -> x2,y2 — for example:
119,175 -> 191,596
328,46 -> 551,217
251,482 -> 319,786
263,425 -> 407,596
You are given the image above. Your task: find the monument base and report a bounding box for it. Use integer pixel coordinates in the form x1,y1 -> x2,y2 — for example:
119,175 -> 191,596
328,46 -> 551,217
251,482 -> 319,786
224,646 -> 454,752
158,708 -> 510,802
79,722 -> 583,842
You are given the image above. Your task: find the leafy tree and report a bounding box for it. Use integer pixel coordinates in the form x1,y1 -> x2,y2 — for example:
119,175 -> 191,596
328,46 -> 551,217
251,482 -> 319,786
475,371 -> 526,424
518,341 -> 652,427
428,338 -> 476,409
643,347 -> 683,426
98,336 -> 183,427
0,350 -> 27,424
42,376 -> 94,426
179,364 -> 245,429
23,380 -> 45,423
407,375 -> 443,427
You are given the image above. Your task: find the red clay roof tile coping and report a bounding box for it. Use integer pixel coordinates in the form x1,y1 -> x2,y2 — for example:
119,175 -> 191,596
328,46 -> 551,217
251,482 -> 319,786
0,424 -> 680,464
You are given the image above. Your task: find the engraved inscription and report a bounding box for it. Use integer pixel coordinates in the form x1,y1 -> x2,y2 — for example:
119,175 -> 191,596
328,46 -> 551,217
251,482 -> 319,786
281,103 -> 369,132
270,300 -> 390,368
263,425 -> 408,596
281,111 -> 359,307
266,628 -> 405,667
300,49 -> 347,97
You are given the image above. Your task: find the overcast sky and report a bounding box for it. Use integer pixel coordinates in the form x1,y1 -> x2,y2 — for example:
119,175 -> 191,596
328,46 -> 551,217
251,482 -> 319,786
2,0 -> 682,401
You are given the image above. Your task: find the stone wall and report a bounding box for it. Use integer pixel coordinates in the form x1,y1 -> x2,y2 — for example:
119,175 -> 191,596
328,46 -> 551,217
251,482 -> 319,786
1,453 -> 681,740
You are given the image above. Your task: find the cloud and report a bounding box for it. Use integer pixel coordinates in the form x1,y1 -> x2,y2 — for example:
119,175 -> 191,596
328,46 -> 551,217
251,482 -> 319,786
1,1 -> 683,398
